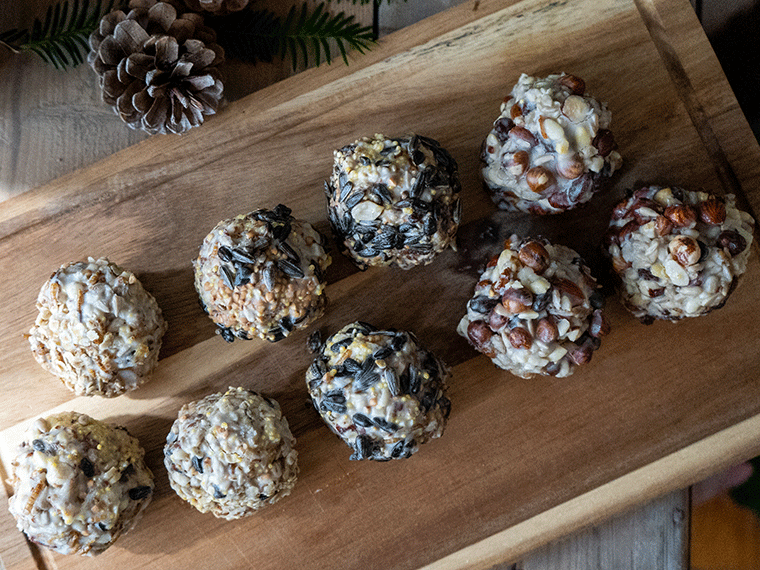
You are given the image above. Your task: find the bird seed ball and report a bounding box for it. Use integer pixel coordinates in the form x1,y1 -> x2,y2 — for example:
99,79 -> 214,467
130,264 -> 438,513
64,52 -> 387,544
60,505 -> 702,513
194,204 -> 332,342
164,387 -> 298,519
482,72 -> 622,214
604,185 -> 755,322
7,412 -> 154,556
326,133 -> 462,270
306,322 -> 452,461
28,257 -> 167,397
458,235 -> 609,378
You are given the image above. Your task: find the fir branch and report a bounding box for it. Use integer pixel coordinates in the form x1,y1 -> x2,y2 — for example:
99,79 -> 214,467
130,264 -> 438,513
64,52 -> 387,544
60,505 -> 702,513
210,2 -> 376,69
0,0 -> 123,70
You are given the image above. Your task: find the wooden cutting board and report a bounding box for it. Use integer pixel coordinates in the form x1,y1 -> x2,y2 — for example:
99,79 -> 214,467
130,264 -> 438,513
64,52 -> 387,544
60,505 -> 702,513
1,0 -> 759,568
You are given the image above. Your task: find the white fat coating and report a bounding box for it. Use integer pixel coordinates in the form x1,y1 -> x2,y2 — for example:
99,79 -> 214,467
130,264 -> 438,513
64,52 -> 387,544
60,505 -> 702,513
28,257 -> 167,397
164,387 -> 298,519
7,412 -> 154,556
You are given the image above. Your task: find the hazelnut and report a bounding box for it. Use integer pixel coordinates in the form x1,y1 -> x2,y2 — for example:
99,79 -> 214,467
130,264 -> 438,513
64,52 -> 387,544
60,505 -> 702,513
536,317 -> 559,343
467,321 -> 493,350
592,129 -> 616,157
510,103 -> 523,119
568,343 -> 593,365
699,197 -> 727,225
558,73 -> 586,95
655,215 -> 674,236
618,219 -> 641,241
561,95 -> 590,123
493,117 -> 515,142
717,230 -> 747,257
509,126 -> 537,146
551,278 -> 586,306
488,310 -> 508,332
518,241 -> 550,274
526,166 -> 555,193
664,204 -> 697,227
502,287 -> 534,313
502,150 -> 529,176
668,235 -> 700,266
557,155 -> 584,180
589,309 -> 610,338
508,327 -> 533,349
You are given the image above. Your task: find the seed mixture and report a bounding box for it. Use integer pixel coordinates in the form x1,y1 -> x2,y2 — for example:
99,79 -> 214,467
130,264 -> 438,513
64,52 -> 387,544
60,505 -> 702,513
7,412 -> 154,556
194,205 -> 331,342
482,73 -> 622,214
605,185 -> 755,322
306,322 -> 451,461
28,257 -> 167,397
326,133 -> 462,269
164,387 -> 298,519
458,235 -> 609,378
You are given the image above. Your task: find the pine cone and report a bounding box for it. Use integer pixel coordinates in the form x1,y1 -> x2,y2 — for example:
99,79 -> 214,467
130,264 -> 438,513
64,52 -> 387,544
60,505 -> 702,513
182,0 -> 251,14
88,0 -> 225,135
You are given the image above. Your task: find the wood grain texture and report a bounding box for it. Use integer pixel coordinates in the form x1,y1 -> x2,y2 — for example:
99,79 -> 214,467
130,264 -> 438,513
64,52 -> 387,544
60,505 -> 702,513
1,0 -> 758,569
521,492 -> 689,570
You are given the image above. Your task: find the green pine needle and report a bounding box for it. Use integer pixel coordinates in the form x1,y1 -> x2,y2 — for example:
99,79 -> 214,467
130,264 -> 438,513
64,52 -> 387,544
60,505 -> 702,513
0,0 -> 122,70
210,2 -> 376,70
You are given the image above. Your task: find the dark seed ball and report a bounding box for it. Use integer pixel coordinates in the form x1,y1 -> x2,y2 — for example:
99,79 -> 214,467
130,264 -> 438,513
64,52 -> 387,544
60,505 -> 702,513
306,321 -> 451,460
326,134 -> 461,270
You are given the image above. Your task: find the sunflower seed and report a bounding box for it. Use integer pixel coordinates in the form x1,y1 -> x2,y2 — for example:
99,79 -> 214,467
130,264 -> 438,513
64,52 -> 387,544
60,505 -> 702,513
307,330 -> 323,353
217,245 -> 233,262
423,215 -> 437,236
324,180 -> 334,198
372,184 -> 393,204
273,204 -> 292,220
320,400 -> 347,414
351,434 -> 373,460
352,413 -> 373,428
212,484 -> 226,499
398,368 -> 411,394
280,316 -> 294,333
372,417 -> 399,432
277,259 -> 304,278
231,248 -> 257,264
410,170 -> 428,198
390,440 -> 405,458
192,456 -> 204,474
409,366 -> 421,394
359,156 -> 371,166
262,263 -> 276,291
380,144 -> 397,156
345,191 -> 364,209
420,390 -> 435,412
307,360 -> 326,384
372,346 -> 393,360
80,457 -> 95,478
532,292 -> 551,312
32,439 -> 46,453
382,368 -> 400,396
234,264 -> 252,287
390,333 -> 406,351
340,179 -> 353,202
330,337 -> 353,352
324,389 -> 346,404
412,149 -> 426,165
219,265 -> 234,289
218,325 -> 236,343
277,241 -> 300,263
271,220 -> 292,241
342,358 -> 362,374
128,485 -> 152,500
258,493 -> 269,501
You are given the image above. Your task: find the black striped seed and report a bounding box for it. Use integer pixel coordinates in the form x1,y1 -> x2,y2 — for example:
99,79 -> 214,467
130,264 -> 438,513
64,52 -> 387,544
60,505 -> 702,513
192,456 -> 204,474
128,486 -> 152,500
80,457 -> 95,478
352,413 -> 373,428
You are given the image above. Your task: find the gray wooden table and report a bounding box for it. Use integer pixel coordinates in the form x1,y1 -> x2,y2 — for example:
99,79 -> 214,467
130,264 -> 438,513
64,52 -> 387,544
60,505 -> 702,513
0,1 -> 689,569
